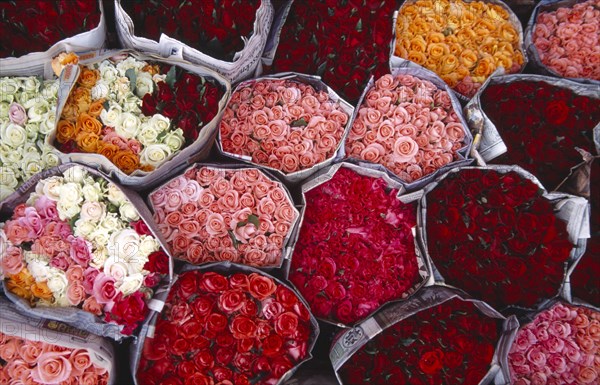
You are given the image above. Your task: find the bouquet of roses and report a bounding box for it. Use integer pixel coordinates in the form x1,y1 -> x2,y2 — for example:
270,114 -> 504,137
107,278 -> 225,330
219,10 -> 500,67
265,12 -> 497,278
115,0 -> 273,83
219,74 -> 353,183
508,302 -> 599,385
0,298 -> 116,385
422,166 -> 583,311
149,164 -> 299,268
345,68 -> 472,188
393,0 -> 526,98
331,287 -> 518,385
134,264 -> 319,385
0,164 -> 171,338
288,164 -> 428,326
527,0 -> 600,81
265,0 -> 399,102
0,0 -> 103,59
51,50 -> 228,185
468,75 -> 600,192
0,76 -> 61,201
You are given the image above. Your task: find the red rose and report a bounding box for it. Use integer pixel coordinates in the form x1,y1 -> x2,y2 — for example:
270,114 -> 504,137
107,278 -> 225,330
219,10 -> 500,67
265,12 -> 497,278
335,300 -> 354,325
275,285 -> 299,309
218,290 -> 245,313
131,220 -> 151,235
162,102 -> 179,119
156,81 -> 175,103
230,315 -> 258,339
418,349 -> 444,375
311,295 -> 333,317
162,375 -> 183,385
248,273 -> 277,300
179,319 -> 203,339
141,94 -> 158,116
443,351 -> 464,368
169,338 -> 189,356
200,272 -> 230,293
239,298 -> 259,317
177,111 -> 201,142
192,296 -> 215,319
193,349 -> 214,369
271,355 -> 293,378
215,347 -> 235,366
229,273 -> 249,290
144,250 -> 170,274
176,272 -> 198,300
213,366 -> 232,383
274,312 -> 299,337
261,334 -> 283,357
233,352 -> 253,373
184,373 -> 213,385
142,336 -> 167,361
233,373 -> 250,385
236,337 -> 255,353
106,291 -> 148,334
144,273 -> 161,288
206,312 -> 228,332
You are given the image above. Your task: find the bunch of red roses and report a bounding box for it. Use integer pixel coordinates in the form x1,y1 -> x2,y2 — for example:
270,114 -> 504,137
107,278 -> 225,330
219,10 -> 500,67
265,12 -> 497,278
289,166 -> 423,325
137,269 -> 315,385
141,67 -> 223,144
338,297 -> 501,385
480,79 -> 600,191
121,0 -> 261,62
0,0 -> 101,58
425,168 -> 573,310
268,0 -> 400,102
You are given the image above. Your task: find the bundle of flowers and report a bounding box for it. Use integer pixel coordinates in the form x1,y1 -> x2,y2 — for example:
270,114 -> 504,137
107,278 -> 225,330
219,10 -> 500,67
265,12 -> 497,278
136,266 -> 318,385
345,72 -> 470,185
508,302 -> 599,385
0,165 -> 170,335
53,52 -> 225,176
394,0 -> 526,98
529,0 -> 600,81
149,165 -> 299,268
119,0 -> 262,62
219,75 -> 352,181
478,77 -> 600,191
0,76 -> 60,201
423,167 -> 574,310
332,288 -> 510,385
0,330 -> 111,385
0,0 -> 102,58
266,0 -> 398,102
288,165 -> 427,326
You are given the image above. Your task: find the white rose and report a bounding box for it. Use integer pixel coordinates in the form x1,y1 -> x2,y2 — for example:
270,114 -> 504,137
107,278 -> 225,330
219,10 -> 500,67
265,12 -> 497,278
116,57 -> 145,76
24,100 -> 49,122
119,273 -> 144,296
74,219 -> 96,238
104,256 -> 129,284
16,92 -> 36,106
22,77 -> 40,94
63,165 -> 87,183
24,122 -> 39,140
99,61 -> 119,82
0,102 -> 10,118
115,112 -> 141,139
80,201 -> 106,222
90,244 -> 109,269
152,74 -> 166,83
108,229 -> 140,260
119,202 -> 140,222
100,103 -> 122,127
114,77 -> 132,99
41,149 -> 60,169
21,142 -> 39,155
58,182 -> 83,205
91,81 -> 110,100
136,122 -> 160,146
26,256 -> 52,282
0,186 -> 14,202
22,152 -> 44,178
0,143 -> 22,165
135,72 -> 154,98
47,270 -> 69,297
41,80 -> 59,101
149,114 -> 171,132
0,166 -> 18,189
39,111 -> 56,135
39,176 -> 63,201
57,200 -> 81,220
161,128 -> 185,151
106,183 -> 127,206
0,78 -> 20,100
99,212 -> 124,233
82,182 -> 103,202
138,235 -> 159,258
140,144 -> 172,168
1,122 -> 27,148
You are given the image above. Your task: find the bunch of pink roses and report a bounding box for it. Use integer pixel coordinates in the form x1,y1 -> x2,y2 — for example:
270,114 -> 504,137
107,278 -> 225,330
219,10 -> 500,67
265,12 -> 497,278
508,303 -> 599,385
346,74 -> 468,183
150,166 -> 299,268
0,331 -> 110,385
532,0 -> 600,80
219,77 -> 350,174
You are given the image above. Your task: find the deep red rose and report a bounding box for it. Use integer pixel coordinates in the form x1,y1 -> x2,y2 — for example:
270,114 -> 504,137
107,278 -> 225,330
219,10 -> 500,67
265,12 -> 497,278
144,250 -> 170,275
200,272 -> 230,293
229,273 -> 249,290
261,334 -> 284,357
213,366 -> 232,383
161,375 -> 183,385
545,100 -> 570,125
232,352 -> 253,373
156,81 -> 175,103
106,291 -> 148,334
131,219 -> 151,236
275,285 -> 299,309
419,349 -> 444,375
233,373 -> 250,385
141,94 -> 158,116
230,315 -> 258,339
142,336 -> 167,361
239,298 -> 259,317
206,312 -> 228,332
274,312 -> 299,338
161,102 -> 179,119
184,373 -> 213,385
215,346 -> 235,366
176,272 -> 198,300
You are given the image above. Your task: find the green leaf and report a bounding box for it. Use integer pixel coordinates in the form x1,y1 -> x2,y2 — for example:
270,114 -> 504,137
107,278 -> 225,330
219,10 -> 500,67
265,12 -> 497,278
228,230 -> 240,250
102,100 -> 110,111
165,66 -> 177,89
125,68 -> 137,94
291,118 -> 308,127
68,214 -> 80,229
400,338 -> 416,347
247,214 -> 260,228
356,18 -> 363,32
442,27 -> 453,36
107,203 -> 119,213
316,61 -> 327,77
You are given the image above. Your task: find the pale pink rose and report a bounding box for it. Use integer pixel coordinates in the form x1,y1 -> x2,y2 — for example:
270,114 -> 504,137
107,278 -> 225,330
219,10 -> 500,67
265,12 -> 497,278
375,74 -> 398,90
413,87 -> 434,106
279,86 -> 301,105
513,329 -> 538,352
299,153 -> 315,168
127,138 -> 142,154
530,372 -> 547,385
252,124 -> 272,141
67,282 -> 87,306
285,104 -> 305,120
239,193 -> 256,209
236,102 -> 253,119
150,189 -> 167,209
360,143 -> 385,163
274,205 -> 296,224
179,219 -> 201,238
243,247 -> 270,266
433,89 -> 452,109
6,359 -> 31,381
264,92 -> 278,107
397,123 -> 417,138
556,23 -> 582,40
406,164 -> 423,181
0,338 -> 20,361
363,108 -> 382,127
34,196 -> 59,221
546,354 -> 567,373
392,136 -> 419,163
251,110 -> 270,126
396,74 -> 417,88
274,222 -> 290,236
573,313 -> 590,329
281,153 -> 300,173
164,190 -> 184,212
185,243 -> 206,264
234,223 -> 258,244
300,95 -> 319,113
563,339 -> 581,362
375,96 -> 393,115
269,105 -> 284,121
218,248 -> 240,263
252,181 -> 271,200
365,90 -> 382,107
578,367 -> 598,384
445,122 -> 466,142
363,130 -> 378,145
1,246 -> 24,275
70,237 -> 92,266
82,267 -> 100,295
268,233 -> 284,249
180,202 -> 198,218
18,207 -> 44,238
8,102 -> 28,125
431,153 -> 453,168
542,335 -> 565,354
258,214 -> 275,234
553,304 -> 577,320
220,190 -> 240,211
350,120 -> 368,139
548,321 -> 571,339
206,213 -> 227,236
510,352 -> 528,366
268,120 -> 289,141
205,236 -> 221,252
197,189 -> 215,208
210,177 -> 230,198
165,211 -> 184,228
455,77 -> 475,97
257,197 -> 276,217
231,131 -> 247,148
50,252 -> 72,270
424,121 -> 446,143
249,234 -> 268,249
31,351 -> 72,384
374,120 -> 394,141
92,273 -> 117,305
317,133 -> 338,152
396,86 -> 415,103
577,334 -> 596,353
588,319 -> 600,339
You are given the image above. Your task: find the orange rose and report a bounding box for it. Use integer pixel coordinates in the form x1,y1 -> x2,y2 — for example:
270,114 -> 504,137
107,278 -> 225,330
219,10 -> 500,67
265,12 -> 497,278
75,132 -> 100,153
31,281 -> 53,300
439,54 -> 459,74
142,64 -> 160,76
97,142 -> 120,160
60,101 -> 80,123
472,54 -> 496,79
112,150 -> 140,174
76,113 -> 102,135
77,68 -> 100,88
6,282 -> 33,302
88,98 -> 106,118
51,52 -> 79,77
459,49 -> 479,69
9,268 -> 35,288
407,51 -> 427,65
56,120 -> 78,143
139,164 -> 155,172
72,86 -> 91,112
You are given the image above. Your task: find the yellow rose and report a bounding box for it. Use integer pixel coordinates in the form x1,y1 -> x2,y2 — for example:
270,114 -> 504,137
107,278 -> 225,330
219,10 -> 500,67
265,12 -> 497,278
415,0 -> 435,9
448,42 -> 464,56
480,36 -> 499,56
492,52 -> 513,71
497,41 -> 515,55
426,32 -> 445,44
56,120 -> 78,144
10,268 -> 35,287
460,9 -> 476,25
486,4 -> 509,21
469,1 -> 485,12
407,51 -> 427,66
439,54 -> 459,74
51,52 -> 79,77
31,281 -> 54,300
440,73 -> 460,88
395,45 -> 409,58
459,49 -> 479,69
72,86 -> 91,113
76,131 -> 101,153
77,68 -> 100,89
513,51 -> 525,67
455,28 -> 478,45
472,54 -> 497,80
409,36 -> 427,52
76,113 -> 103,135
60,101 -> 80,123
498,22 -> 519,44
427,42 -> 449,59
401,4 -> 418,18
473,18 -> 497,34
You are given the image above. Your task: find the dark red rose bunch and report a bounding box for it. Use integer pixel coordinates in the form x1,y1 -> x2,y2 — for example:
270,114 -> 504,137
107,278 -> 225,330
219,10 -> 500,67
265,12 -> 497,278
121,0 -> 261,61
338,297 -> 501,385
0,0 -> 101,58
289,166 -> 424,325
425,168 -> 573,310
136,269 -> 315,385
481,79 -> 600,191
268,0 -> 401,102
141,67 -> 223,144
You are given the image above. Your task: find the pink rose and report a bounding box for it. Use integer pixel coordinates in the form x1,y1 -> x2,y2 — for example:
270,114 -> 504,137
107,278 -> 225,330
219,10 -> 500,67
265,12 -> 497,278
34,196 -> 59,221
149,189 -> 167,209
274,204 -> 295,223
548,321 -> 571,339
360,143 -> 385,163
530,372 -> 547,385
8,103 -> 27,125
69,349 -> 92,377
82,267 -> 100,295
445,122 -> 466,142
92,273 -> 117,304
67,282 -> 87,306
206,213 -> 228,237
235,223 -> 258,244
392,137 -> 419,163
375,74 -> 398,91
164,190 -> 184,211
69,236 -> 92,266
243,247 -> 270,266
578,367 -> 598,384
546,354 -> 567,373
362,108 -> 382,127
18,207 -> 44,238
281,153 -> 300,173
185,243 -> 206,264
1,246 -> 24,275
31,351 -> 72,384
